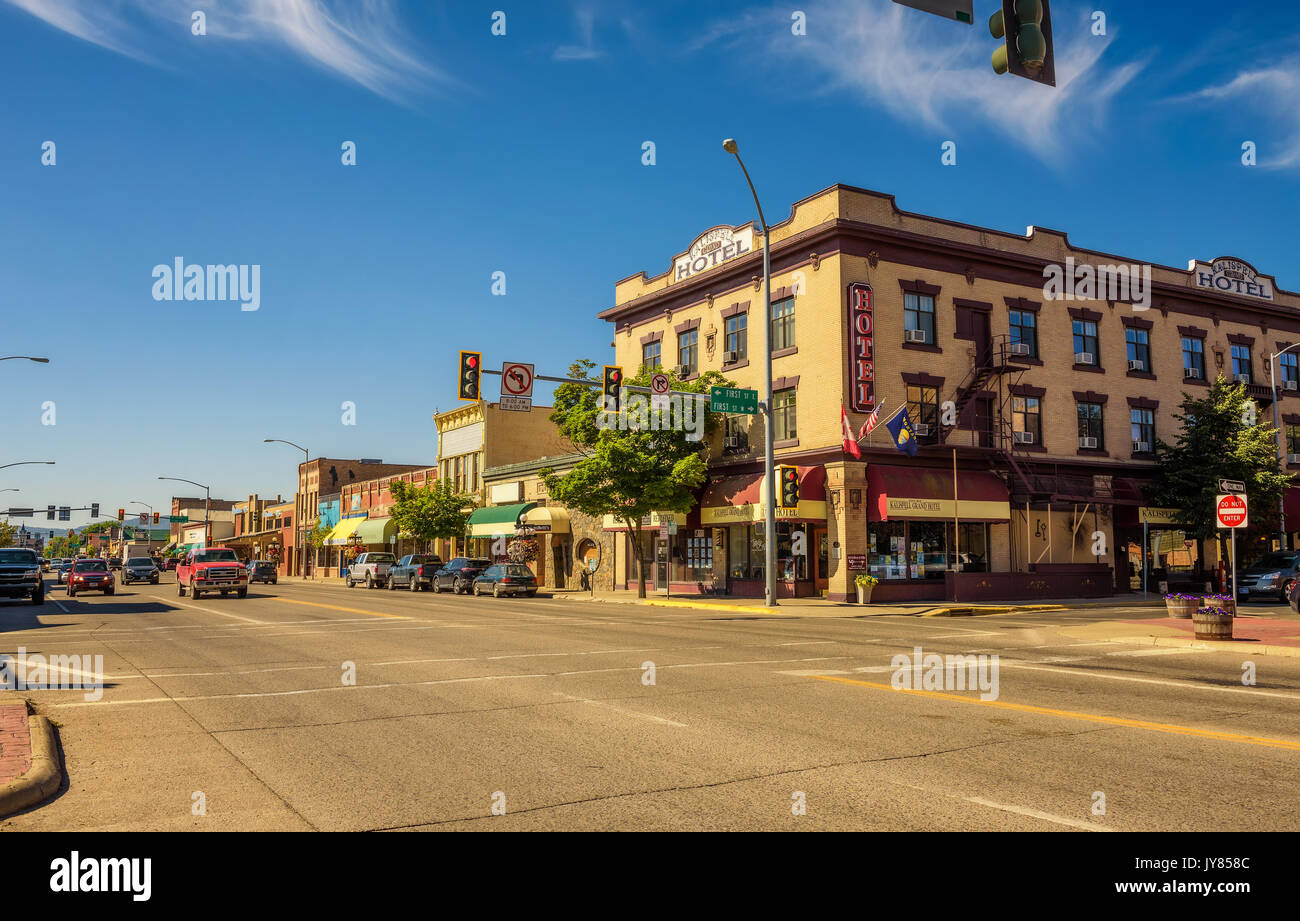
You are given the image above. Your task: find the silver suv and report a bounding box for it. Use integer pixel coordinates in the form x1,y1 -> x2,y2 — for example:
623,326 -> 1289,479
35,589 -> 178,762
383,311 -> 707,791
122,557 -> 160,585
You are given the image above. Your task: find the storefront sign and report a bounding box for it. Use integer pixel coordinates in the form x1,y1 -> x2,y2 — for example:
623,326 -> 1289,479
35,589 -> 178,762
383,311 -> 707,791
701,501 -> 828,526
1138,507 -> 1181,526
847,283 -> 875,412
879,495 -> 1010,521
673,225 -> 754,282
846,554 -> 867,571
1192,257 -> 1275,301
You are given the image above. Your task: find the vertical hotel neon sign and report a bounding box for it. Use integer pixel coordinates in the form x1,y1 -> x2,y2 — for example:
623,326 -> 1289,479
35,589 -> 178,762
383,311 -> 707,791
848,283 -> 875,411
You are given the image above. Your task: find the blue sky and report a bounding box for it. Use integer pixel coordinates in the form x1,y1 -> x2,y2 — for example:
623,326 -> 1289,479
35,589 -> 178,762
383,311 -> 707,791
2,0 -> 1298,529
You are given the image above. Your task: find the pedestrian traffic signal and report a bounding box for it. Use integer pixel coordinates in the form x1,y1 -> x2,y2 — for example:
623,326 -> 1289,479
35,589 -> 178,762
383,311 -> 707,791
603,365 -> 623,413
117,508 -> 125,521
90,503 -> 99,518
778,465 -> 801,509
989,0 -> 1055,86
458,351 -> 481,401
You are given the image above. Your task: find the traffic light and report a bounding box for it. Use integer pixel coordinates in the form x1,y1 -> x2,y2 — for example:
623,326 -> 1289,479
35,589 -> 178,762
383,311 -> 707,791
47,505 -> 55,520
91,503 -> 99,518
989,0 -> 1055,86
458,351 -> 481,401
602,365 -> 623,413
153,512 -> 160,524
117,508 -> 125,521
778,465 -> 801,509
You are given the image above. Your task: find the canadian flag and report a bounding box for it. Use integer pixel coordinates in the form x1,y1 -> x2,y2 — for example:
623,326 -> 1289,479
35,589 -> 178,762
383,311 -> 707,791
841,406 -> 861,459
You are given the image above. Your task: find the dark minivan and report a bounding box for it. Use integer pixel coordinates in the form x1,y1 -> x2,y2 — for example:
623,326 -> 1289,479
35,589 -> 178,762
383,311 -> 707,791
430,557 -> 492,595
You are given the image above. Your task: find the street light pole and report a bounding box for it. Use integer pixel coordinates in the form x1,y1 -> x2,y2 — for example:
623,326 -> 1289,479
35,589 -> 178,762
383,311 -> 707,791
265,439 -> 310,580
723,139 -> 777,607
0,356 -> 50,363
130,501 -> 154,557
157,476 -> 211,547
1268,344 -> 1300,550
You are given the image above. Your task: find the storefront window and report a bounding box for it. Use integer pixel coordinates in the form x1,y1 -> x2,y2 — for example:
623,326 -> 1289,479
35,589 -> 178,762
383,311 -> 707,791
750,525 -> 766,582
774,523 -> 808,581
728,524 -> 750,578
868,522 -> 907,581
948,522 -> 989,572
909,522 -> 947,580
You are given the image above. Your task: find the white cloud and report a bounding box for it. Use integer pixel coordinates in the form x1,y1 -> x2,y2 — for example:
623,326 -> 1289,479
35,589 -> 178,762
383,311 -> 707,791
1175,60 -> 1300,170
3,0 -> 448,101
708,0 -> 1144,165
554,6 -> 602,62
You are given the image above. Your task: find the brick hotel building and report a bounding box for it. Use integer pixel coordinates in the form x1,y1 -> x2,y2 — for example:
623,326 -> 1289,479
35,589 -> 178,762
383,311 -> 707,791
597,184 -> 1299,602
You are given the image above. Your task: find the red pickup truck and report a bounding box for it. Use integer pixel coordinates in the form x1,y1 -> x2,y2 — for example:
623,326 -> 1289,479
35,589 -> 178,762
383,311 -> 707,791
176,546 -> 249,599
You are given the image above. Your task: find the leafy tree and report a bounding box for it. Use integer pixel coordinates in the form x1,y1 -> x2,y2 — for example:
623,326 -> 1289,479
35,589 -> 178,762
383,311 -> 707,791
0,520 -> 16,548
1147,376 -> 1291,568
388,480 -> 477,550
45,534 -> 75,558
542,359 -> 733,598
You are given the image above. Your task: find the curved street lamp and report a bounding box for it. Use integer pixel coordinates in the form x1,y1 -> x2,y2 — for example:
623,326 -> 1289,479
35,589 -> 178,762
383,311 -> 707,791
265,439 -> 311,580
0,356 -> 49,363
0,461 -> 55,471
722,137 -> 777,608
158,476 -> 211,546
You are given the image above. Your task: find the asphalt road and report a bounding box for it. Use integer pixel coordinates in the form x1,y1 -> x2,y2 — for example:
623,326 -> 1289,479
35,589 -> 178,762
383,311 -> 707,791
2,573 -> 1298,831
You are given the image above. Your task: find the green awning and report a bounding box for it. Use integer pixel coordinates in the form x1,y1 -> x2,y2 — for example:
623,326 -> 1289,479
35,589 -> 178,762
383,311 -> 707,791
353,517 -> 398,544
465,503 -> 536,538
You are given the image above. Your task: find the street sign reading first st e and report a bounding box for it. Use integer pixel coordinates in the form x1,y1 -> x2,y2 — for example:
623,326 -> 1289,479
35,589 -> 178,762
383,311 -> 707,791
709,387 -> 759,415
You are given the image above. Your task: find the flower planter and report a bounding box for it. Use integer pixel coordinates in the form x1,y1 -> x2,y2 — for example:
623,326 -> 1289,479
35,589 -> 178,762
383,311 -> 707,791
856,585 -> 873,604
1164,596 -> 1199,619
1201,596 -> 1236,616
1193,608 -> 1234,641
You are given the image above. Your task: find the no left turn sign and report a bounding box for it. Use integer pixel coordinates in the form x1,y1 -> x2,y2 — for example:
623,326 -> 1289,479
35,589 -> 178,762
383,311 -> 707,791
501,362 -> 535,398
1216,493 -> 1248,529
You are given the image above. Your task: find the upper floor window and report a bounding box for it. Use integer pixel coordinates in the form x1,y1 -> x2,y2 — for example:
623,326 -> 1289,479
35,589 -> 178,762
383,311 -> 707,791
677,329 -> 698,376
1073,320 -> 1099,365
1131,409 -> 1155,453
906,385 -> 939,438
1125,327 -> 1150,372
1077,402 -> 1104,450
1281,352 -> 1299,388
724,314 -> 747,363
1287,424 -> 1300,460
1009,309 -> 1037,358
1012,396 -> 1042,446
642,340 -> 661,371
1182,337 -> 1205,380
1231,344 -> 1253,383
773,388 -> 797,441
771,298 -> 795,351
723,415 -> 748,452
904,293 -> 936,345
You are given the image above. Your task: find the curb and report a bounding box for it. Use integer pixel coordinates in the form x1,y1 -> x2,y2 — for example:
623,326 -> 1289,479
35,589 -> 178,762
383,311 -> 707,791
921,604 -> 1068,617
1105,633 -> 1300,659
0,715 -> 63,819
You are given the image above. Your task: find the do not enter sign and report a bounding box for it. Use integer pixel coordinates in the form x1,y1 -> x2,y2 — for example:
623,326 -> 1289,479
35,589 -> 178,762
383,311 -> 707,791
1216,493 -> 1248,529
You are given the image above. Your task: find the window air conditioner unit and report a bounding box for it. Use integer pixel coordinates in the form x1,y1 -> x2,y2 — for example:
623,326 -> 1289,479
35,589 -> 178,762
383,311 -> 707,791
1289,454 -> 1300,465
675,365 -> 691,377
723,350 -> 739,364
1075,352 -> 1095,365
1133,441 -> 1152,453
1013,431 -> 1035,445
724,436 -> 741,448
1234,374 -> 1251,384
1079,436 -> 1098,449
1008,343 -> 1031,357
1128,359 -> 1145,371
1184,366 -> 1203,379
905,329 -> 929,344
1285,380 -> 1299,392
913,423 -> 931,436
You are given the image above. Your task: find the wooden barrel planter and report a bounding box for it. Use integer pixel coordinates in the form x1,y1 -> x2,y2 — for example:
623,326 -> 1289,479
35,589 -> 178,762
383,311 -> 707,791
1201,595 -> 1236,616
1193,607 -> 1234,641
1164,595 -> 1199,619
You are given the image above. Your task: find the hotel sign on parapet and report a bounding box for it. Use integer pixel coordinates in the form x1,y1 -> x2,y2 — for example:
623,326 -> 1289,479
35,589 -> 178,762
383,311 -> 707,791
1190,257 -> 1276,301
673,224 -> 755,282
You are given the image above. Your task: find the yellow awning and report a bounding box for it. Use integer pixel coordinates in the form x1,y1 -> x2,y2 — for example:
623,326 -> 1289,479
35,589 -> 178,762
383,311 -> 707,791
327,517 -> 366,545
521,505 -> 570,534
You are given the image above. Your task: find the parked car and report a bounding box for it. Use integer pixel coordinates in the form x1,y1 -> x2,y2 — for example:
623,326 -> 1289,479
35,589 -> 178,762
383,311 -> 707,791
387,554 -> 443,592
121,556 -> 160,585
430,557 -> 492,595
246,560 -> 278,585
472,563 -> 538,597
1237,551 -> 1300,603
163,557 -> 180,571
68,558 -> 114,597
0,548 -> 44,605
346,552 -> 397,589
176,547 -> 249,599
56,561 -> 75,584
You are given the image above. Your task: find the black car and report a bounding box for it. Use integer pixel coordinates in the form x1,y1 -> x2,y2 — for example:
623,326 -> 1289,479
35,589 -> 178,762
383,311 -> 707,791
472,563 -> 538,597
1237,551 -> 1300,604
430,557 -> 492,595
245,560 -> 278,585
0,548 -> 44,605
388,554 -> 443,591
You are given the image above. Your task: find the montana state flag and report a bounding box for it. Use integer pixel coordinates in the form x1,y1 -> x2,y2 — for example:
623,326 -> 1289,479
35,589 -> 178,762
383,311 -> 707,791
886,408 -> 919,457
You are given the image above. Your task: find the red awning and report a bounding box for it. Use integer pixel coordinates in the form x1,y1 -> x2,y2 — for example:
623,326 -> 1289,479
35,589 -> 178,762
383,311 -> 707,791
868,464 -> 1010,522
1284,487 -> 1300,528
702,466 -> 827,507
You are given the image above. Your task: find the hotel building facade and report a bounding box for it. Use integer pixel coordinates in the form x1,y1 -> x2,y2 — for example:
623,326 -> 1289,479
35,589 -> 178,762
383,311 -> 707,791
597,184 -> 1300,603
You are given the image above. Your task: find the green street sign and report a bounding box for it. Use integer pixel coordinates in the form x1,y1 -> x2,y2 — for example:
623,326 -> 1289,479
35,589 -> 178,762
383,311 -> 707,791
710,386 -> 759,415
169,515 -> 189,523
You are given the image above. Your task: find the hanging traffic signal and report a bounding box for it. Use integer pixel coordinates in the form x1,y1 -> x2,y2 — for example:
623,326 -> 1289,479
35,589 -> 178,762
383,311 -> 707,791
778,465 -> 801,509
602,365 -> 623,413
90,503 -> 99,518
990,0 -> 1055,86
117,508 -> 125,521
153,512 -> 160,524
458,351 -> 481,401
47,505 -> 55,520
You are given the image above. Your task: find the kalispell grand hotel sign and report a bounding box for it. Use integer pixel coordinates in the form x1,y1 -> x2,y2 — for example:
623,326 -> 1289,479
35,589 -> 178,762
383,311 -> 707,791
1190,256 -> 1277,301
672,224 -> 755,282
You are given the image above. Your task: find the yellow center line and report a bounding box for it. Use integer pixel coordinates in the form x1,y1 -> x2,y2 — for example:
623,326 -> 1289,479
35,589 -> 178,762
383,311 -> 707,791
269,598 -> 411,620
808,675 -> 1300,752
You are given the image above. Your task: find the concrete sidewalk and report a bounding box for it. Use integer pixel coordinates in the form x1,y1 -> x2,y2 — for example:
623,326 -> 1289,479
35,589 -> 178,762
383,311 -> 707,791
1063,611 -> 1300,658
546,589 -> 1071,618
0,703 -> 31,785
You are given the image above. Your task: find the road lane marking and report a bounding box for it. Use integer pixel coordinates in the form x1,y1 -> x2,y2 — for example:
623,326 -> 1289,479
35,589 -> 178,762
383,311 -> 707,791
994,662 -> 1300,701
269,598 -> 411,619
1107,647 -> 1214,657
961,797 -> 1113,832
806,675 -> 1300,752
166,597 -> 268,624
550,691 -> 688,727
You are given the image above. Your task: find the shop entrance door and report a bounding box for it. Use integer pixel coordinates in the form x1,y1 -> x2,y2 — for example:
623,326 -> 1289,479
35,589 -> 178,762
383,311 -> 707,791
813,527 -> 829,594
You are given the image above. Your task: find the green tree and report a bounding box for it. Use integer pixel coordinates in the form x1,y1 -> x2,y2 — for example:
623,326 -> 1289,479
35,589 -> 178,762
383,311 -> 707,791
0,520 -> 17,548
388,480 -> 478,550
1148,376 -> 1290,567
541,359 -> 733,598
45,534 -> 74,558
